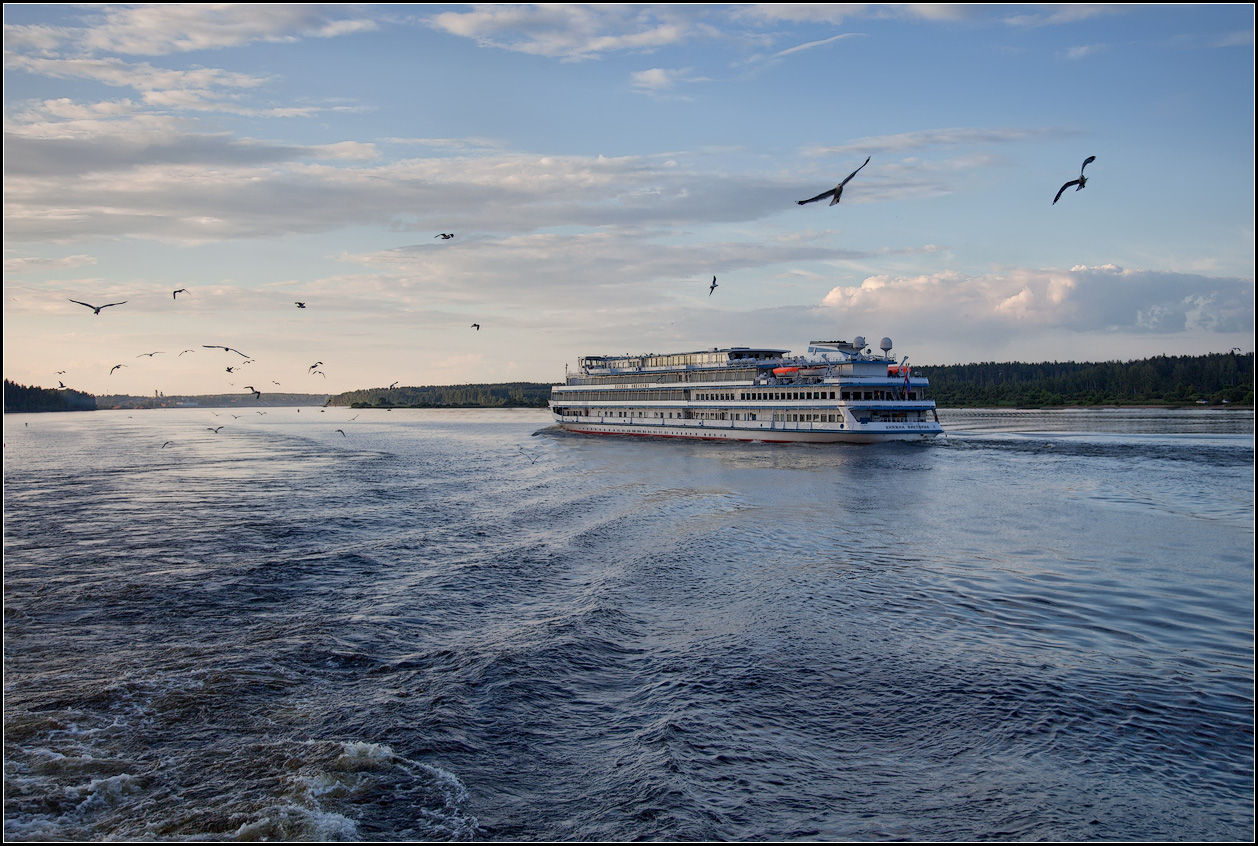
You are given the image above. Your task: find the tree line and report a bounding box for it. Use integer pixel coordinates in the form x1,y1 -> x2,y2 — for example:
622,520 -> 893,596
913,351 -> 1253,407
335,382 -> 551,408
4,379 -> 95,412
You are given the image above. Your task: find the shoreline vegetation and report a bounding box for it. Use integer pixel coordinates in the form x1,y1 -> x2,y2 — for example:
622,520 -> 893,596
4,352 -> 1253,413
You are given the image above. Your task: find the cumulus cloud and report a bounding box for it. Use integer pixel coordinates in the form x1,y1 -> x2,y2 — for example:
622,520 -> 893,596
820,264 -> 1254,339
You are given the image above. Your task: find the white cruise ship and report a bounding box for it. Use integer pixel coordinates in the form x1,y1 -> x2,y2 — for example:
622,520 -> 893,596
550,336 -> 944,443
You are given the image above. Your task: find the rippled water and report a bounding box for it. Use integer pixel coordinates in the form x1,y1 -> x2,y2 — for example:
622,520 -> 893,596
3,407 -> 1253,841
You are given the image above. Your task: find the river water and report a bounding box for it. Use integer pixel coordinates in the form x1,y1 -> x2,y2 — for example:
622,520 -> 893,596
3,406 -> 1253,841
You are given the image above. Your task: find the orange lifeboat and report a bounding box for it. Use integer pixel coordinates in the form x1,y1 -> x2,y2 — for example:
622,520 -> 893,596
772,366 -> 799,376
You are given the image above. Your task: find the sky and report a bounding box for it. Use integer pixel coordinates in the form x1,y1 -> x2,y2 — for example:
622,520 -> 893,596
3,3 -> 1254,398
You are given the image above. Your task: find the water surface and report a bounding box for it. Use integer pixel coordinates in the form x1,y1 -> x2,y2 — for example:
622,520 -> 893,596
4,407 -> 1253,840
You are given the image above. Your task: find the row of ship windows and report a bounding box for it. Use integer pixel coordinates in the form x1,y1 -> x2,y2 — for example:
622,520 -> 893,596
569,368 -> 757,386
557,389 -> 918,402
700,390 -> 918,402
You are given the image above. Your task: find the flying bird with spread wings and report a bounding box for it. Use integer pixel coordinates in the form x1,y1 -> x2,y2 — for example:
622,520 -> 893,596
1053,156 -> 1096,205
798,156 -> 871,206
69,299 -> 127,315
172,288 -> 189,299
709,276 -> 718,296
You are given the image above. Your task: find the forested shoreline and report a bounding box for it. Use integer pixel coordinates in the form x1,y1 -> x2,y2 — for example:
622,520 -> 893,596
914,351 -> 1253,408
5,352 -> 1254,413
3,380 -> 95,413
337,382 -> 551,409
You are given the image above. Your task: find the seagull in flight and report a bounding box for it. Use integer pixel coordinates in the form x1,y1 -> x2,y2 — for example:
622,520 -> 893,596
519,446 -> 538,464
207,426 -> 224,433
59,381 -> 67,388
137,351 -> 164,358
244,386 -> 261,399
471,323 -> 480,331
110,364 -> 127,375
389,381 -> 399,389
295,301 -> 307,308
1054,156 -> 1096,205
335,429 -> 346,437
436,233 -> 454,239
312,370 -> 326,378
204,345 -> 250,357
172,288 -> 189,299
309,362 -> 323,372
709,276 -> 718,296
69,298 -> 127,315
179,349 -> 196,356
798,156 -> 871,206
162,441 -> 173,448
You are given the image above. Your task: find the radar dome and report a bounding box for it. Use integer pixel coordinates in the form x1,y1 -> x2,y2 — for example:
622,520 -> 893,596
880,337 -> 893,353
853,336 -> 865,349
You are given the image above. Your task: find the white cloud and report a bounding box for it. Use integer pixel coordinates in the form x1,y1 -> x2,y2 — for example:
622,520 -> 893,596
735,4 -> 976,25
2,141 -> 827,243
425,4 -> 699,61
805,126 -> 1076,157
820,265 -> 1254,338
77,4 -> 378,55
772,32 -> 863,57
1065,43 -> 1108,60
1002,5 -> 1129,29
628,67 -> 709,97
630,67 -> 681,92
5,54 -> 268,93
3,253 -> 97,274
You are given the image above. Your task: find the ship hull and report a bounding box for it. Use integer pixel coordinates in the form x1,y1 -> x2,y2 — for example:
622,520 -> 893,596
555,420 -> 941,443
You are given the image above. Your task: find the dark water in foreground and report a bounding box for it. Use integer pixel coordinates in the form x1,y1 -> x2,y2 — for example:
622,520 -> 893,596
3,407 -> 1253,841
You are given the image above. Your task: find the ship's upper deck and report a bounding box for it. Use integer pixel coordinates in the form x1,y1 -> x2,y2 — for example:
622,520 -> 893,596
578,347 -> 789,375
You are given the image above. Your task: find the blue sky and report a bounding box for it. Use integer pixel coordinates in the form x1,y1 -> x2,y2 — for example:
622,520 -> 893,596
4,3 -> 1254,397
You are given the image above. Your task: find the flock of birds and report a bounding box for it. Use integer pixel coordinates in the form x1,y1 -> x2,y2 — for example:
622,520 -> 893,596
62,231 -> 481,389
53,159 -> 1096,453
